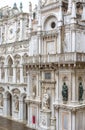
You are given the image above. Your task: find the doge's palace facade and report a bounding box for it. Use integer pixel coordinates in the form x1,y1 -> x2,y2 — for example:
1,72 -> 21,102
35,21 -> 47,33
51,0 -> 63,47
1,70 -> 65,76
0,0 -> 85,130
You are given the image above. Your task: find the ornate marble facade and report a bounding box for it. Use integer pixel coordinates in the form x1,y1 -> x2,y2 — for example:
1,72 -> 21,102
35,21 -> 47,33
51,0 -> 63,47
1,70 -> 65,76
0,0 -> 85,130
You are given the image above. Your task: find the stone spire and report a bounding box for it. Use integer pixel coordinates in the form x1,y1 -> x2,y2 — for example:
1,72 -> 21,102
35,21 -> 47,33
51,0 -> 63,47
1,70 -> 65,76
38,0 -> 42,31
29,2 -> 32,33
58,0 -> 63,27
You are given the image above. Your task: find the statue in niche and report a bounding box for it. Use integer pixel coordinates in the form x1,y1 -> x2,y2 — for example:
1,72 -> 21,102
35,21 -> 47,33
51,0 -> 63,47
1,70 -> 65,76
43,90 -> 50,110
62,82 -> 68,101
15,98 -> 19,111
79,82 -> 83,101
0,94 -> 3,106
32,85 -> 36,98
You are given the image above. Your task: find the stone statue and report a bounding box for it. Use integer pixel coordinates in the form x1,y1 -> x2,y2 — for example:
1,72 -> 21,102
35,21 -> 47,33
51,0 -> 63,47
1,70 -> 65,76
15,98 -> 19,111
43,90 -> 50,109
62,82 -> 68,101
32,85 -> 36,98
79,82 -> 83,101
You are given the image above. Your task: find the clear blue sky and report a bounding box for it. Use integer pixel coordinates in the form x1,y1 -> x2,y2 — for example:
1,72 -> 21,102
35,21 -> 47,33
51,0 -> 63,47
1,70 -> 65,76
0,0 -> 38,12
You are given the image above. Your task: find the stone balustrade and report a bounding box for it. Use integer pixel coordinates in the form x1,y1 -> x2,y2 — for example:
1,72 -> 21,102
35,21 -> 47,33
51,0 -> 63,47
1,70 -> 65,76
23,52 -> 85,64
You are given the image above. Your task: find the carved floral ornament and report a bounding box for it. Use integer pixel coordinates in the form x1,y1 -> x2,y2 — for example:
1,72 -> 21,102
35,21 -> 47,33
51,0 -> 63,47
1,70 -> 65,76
43,89 -> 50,110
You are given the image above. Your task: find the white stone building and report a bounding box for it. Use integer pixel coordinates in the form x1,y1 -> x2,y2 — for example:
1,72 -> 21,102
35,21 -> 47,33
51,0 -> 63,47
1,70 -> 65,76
0,0 -> 85,130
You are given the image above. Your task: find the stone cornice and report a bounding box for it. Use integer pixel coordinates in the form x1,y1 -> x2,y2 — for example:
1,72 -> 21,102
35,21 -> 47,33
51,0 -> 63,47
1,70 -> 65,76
25,97 -> 41,105
0,82 -> 27,87
54,103 -> 85,111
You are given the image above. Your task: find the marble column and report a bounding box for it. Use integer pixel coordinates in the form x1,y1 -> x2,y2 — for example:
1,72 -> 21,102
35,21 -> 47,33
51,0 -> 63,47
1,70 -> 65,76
3,97 -> 8,117
15,19 -> 17,41
12,98 -> 15,119
36,73 -> 39,97
0,65 -> 1,82
0,25 -> 3,44
19,16 -> 24,41
27,71 -> 31,97
57,28 -> 62,53
38,35 -> 42,55
71,29 -> 76,52
56,108 -> 59,130
55,71 -> 59,103
4,23 -> 7,43
71,71 -> 76,102
12,65 -> 16,83
72,111 -> 76,130
4,65 -> 8,83
20,64 -> 23,83
19,99 -> 23,121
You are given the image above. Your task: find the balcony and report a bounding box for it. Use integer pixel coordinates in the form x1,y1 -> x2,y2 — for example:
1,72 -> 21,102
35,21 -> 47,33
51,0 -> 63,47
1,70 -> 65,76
23,52 -> 85,65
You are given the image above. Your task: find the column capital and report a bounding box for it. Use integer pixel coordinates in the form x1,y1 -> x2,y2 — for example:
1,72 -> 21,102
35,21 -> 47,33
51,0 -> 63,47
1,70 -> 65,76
19,64 -> 23,68
4,65 -> 8,68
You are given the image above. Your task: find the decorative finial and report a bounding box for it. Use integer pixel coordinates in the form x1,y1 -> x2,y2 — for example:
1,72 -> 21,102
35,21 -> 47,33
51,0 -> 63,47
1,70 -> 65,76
20,2 -> 23,12
35,4 -> 37,10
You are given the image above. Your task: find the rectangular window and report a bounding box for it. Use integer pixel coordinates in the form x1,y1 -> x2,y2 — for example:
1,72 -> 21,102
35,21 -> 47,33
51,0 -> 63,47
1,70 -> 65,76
45,72 -> 51,79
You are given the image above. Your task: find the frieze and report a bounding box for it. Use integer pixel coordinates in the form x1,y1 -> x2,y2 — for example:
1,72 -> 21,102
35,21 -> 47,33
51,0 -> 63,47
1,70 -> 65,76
0,40 -> 29,54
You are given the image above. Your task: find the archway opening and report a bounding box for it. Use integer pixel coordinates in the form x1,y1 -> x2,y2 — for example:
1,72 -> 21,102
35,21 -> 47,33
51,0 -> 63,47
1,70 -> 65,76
7,93 -> 12,117
8,57 -> 13,82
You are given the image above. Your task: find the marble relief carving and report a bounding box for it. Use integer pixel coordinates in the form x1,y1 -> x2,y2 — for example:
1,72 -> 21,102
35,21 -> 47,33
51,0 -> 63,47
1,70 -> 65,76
15,97 -> 19,111
43,89 -> 50,110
